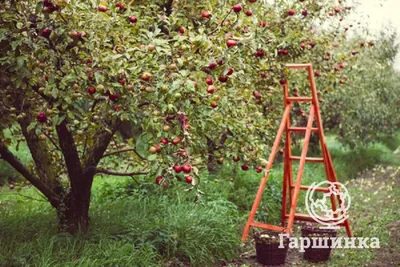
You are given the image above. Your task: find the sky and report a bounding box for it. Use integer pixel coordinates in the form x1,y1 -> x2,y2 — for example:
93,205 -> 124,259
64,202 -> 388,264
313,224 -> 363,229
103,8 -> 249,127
349,0 -> 400,69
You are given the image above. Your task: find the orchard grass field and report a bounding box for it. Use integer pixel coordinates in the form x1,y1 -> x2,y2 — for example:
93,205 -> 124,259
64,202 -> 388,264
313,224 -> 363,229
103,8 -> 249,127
1,134 -> 399,266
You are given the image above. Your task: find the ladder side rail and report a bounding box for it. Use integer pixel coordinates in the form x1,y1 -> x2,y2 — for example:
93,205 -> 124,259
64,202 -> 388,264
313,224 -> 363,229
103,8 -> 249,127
241,104 -> 292,241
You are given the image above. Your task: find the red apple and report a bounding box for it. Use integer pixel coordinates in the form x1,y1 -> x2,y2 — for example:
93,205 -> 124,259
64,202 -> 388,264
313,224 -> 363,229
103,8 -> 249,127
160,138 -> 169,145
155,176 -> 163,185
179,26 -> 185,34
246,10 -> 252,16
288,10 -> 295,16
45,73 -> 50,81
300,43 -> 306,49
116,2 -> 125,10
232,4 -> 242,13
253,90 -> 261,98
185,175 -> 193,184
201,11 -> 211,19
141,72 -> 152,81
314,71 -> 321,77
114,105 -> 122,111
226,67 -> 234,76
302,9 -> 308,16
207,85 -> 216,94
36,112 -> 47,123
109,93 -> 119,101
279,148 -> 284,155
233,156 -> 240,162
226,39 -> 237,48
211,103 -> 218,109
241,164 -> 249,171
206,77 -> 213,85
172,136 -> 182,145
173,165 -> 182,173
40,28 -> 52,38
208,62 -> 217,70
98,5 -> 107,12
368,41 -> 374,47
217,158 -> 223,165
182,163 -> 192,173
219,75 -> 228,83
308,41 -> 316,48
87,87 -> 96,95
129,16 -> 137,23
149,145 -> 160,153
255,49 -> 265,57
360,41 -> 365,47
279,79 -> 287,85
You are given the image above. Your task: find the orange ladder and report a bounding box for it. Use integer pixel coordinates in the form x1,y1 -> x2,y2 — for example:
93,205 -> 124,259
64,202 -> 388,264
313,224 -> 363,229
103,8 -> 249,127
241,63 -> 353,241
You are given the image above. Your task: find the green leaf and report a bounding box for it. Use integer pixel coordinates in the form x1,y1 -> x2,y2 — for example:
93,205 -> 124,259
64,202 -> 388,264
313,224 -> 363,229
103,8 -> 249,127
16,56 -> 25,69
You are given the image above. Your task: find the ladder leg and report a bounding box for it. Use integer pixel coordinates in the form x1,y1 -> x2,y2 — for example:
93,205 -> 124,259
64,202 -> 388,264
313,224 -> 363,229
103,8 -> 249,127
286,106 -> 315,233
324,143 -> 353,237
282,147 -> 289,227
242,105 -> 292,241
281,82 -> 292,227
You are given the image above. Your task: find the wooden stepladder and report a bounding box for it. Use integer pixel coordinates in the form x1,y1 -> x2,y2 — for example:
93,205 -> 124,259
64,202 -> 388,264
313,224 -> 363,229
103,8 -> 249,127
241,63 -> 353,241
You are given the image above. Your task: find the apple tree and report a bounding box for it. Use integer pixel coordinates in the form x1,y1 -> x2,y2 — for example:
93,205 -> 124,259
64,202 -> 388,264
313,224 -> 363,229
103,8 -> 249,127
0,0 -> 366,233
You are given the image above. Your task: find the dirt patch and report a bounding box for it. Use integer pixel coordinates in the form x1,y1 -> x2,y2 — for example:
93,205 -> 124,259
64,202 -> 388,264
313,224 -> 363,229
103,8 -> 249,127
228,165 -> 400,267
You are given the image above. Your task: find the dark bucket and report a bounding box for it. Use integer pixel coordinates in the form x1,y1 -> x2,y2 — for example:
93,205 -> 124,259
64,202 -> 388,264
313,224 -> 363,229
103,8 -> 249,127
301,224 -> 337,262
254,231 -> 289,265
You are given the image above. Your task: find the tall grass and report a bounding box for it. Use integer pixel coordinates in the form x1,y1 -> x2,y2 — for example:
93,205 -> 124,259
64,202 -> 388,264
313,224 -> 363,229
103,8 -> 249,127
0,191 -> 240,266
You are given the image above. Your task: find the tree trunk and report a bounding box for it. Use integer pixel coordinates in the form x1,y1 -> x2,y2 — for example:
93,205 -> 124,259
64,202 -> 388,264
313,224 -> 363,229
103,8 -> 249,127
57,176 -> 93,234
207,138 -> 217,173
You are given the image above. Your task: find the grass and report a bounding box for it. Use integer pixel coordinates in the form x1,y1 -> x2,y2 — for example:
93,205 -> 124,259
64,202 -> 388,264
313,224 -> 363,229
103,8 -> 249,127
0,191 -> 241,266
0,134 -> 399,266
0,128 -> 31,186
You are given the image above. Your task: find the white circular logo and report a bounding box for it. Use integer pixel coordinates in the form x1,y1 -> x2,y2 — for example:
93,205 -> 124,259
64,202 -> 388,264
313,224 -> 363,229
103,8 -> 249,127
305,181 -> 351,228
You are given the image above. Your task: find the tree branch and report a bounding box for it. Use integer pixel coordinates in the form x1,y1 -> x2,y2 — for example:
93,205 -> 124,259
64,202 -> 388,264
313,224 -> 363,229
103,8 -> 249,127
83,120 -> 121,173
95,168 -> 148,177
56,120 -> 84,186
0,141 -> 59,205
102,147 -> 147,161
163,0 -> 174,16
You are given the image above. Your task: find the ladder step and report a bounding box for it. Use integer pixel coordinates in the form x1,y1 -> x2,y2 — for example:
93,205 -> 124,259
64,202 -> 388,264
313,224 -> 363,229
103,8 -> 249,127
290,185 -> 330,193
289,156 -> 324,162
250,222 -> 288,233
284,213 -> 346,226
286,97 -> 313,102
286,63 -> 312,69
288,127 -> 319,132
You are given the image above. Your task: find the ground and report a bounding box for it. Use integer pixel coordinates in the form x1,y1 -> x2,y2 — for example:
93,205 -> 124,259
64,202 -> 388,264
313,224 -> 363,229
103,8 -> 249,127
227,165 -> 400,267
